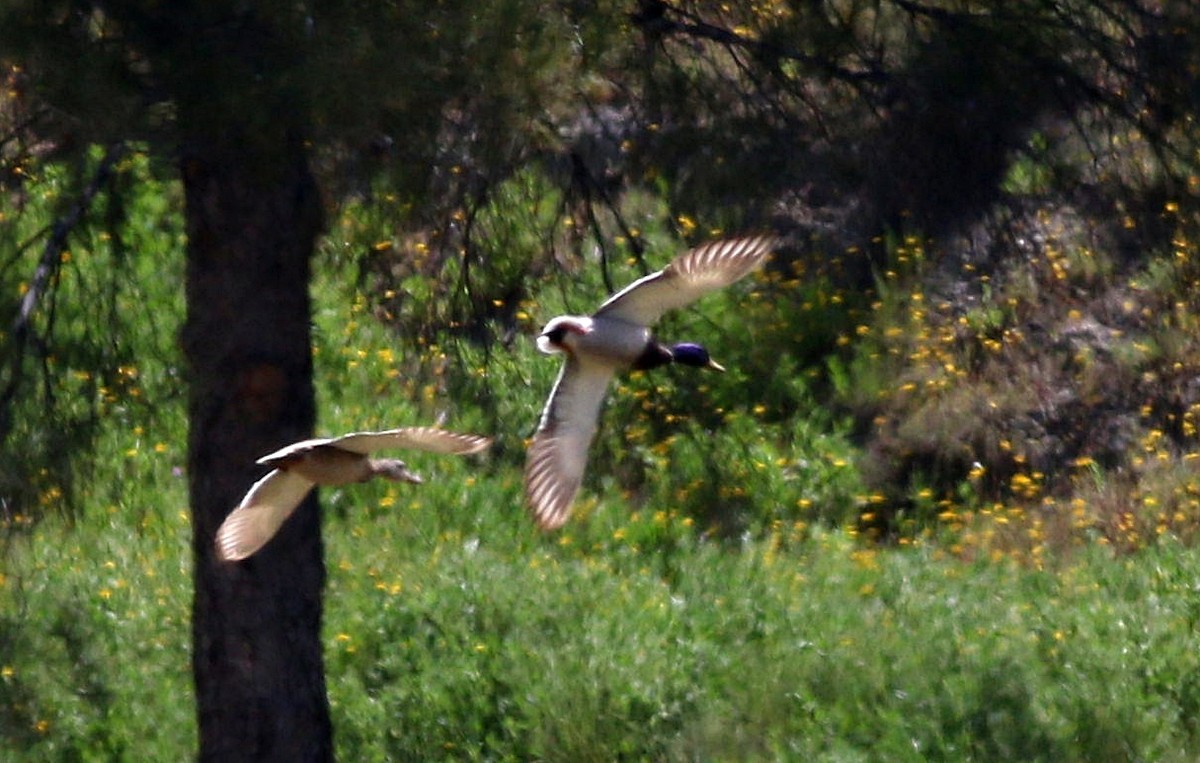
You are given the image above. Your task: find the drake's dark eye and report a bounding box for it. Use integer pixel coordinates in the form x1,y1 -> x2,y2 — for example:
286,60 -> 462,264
544,326 -> 568,344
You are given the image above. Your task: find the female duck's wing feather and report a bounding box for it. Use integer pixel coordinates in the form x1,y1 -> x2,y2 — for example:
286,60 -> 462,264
525,356 -> 615,530
256,428 -> 491,464
256,437 -> 337,465
323,427 -> 492,456
593,236 -> 778,326
215,469 -> 316,561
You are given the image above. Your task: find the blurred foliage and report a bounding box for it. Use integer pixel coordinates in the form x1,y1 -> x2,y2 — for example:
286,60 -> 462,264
9,0 -> 1192,285
0,0 -> 1194,553
834,202 -> 1200,560
0,0 -> 1196,548
3,1 -> 1200,758
0,146 -> 184,528
10,207 -> 1200,758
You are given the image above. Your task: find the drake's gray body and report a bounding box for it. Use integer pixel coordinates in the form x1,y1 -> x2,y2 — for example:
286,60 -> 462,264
551,315 -> 652,366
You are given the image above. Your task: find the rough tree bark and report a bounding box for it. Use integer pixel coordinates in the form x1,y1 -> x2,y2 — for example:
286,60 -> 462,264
180,130 -> 332,761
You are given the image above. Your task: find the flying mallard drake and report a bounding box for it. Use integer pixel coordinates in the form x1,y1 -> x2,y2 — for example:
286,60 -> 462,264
216,427 -> 492,561
524,235 -> 779,530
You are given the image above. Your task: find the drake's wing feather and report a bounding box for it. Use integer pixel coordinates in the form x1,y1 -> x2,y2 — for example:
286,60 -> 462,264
525,356 -> 614,530
593,236 -> 778,325
328,427 -> 492,455
214,470 -> 315,561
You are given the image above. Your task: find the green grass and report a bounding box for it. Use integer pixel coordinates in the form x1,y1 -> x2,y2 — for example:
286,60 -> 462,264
322,522 -> 1200,762
11,466 -> 1200,761
0,414 -> 194,760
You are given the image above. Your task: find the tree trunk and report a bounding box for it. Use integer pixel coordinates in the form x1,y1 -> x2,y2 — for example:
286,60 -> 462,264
180,132 -> 331,761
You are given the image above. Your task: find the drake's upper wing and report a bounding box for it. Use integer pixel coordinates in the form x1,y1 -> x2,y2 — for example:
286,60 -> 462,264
524,356 -> 615,530
214,469 -> 315,562
593,236 -> 778,326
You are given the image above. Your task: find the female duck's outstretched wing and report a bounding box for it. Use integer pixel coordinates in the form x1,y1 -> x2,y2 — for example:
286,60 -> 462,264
255,436 -> 336,466
593,236 -> 778,326
215,469 -> 316,562
525,356 -> 615,530
321,427 -> 492,456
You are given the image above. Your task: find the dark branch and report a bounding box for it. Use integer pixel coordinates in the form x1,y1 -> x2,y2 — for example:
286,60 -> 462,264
631,0 -> 888,86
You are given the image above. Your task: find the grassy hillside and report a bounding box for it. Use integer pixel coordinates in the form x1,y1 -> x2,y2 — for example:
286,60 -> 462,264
5,157 -> 1200,760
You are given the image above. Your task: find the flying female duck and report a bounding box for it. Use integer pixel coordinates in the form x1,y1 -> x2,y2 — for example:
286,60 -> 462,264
524,235 -> 778,530
216,426 -> 491,561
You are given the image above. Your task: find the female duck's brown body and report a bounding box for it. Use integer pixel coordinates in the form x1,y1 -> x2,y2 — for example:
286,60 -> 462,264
215,427 -> 491,561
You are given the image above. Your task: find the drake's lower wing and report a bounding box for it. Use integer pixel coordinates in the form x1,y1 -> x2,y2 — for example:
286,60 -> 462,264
524,357 -> 614,530
214,469 -> 315,561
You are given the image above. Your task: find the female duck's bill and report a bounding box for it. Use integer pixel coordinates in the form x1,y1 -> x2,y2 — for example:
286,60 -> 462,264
215,426 -> 491,561
524,235 -> 780,530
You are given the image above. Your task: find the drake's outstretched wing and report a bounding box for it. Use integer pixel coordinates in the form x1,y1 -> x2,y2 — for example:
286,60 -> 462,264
524,356 -> 615,530
594,236 -> 777,326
